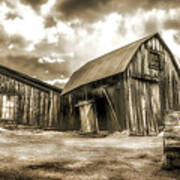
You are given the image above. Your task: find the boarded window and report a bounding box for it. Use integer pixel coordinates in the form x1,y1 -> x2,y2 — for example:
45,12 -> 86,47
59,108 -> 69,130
1,95 -> 15,120
149,50 -> 164,71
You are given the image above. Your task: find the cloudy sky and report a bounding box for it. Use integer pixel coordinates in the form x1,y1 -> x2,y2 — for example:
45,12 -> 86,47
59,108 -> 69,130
0,0 -> 180,88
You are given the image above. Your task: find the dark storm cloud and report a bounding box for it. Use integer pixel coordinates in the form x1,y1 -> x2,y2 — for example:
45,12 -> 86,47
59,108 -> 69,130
0,25 -> 30,50
149,0 -> 180,9
0,53 -> 71,82
144,17 -> 159,34
20,0 -> 48,11
44,16 -> 57,28
55,0 -> 109,21
0,26 -> 9,48
163,18 -> 180,30
34,38 -> 68,56
6,12 -> 22,20
0,23 -> 71,82
9,35 -> 30,49
54,0 -> 180,22
69,21 -> 95,35
0,0 -> 16,8
59,0 -> 108,12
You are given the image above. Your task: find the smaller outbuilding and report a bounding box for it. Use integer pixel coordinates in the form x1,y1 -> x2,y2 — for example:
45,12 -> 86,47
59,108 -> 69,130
0,64 -> 62,129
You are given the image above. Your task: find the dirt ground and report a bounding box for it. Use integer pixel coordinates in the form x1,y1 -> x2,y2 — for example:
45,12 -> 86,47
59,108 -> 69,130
0,128 -> 179,180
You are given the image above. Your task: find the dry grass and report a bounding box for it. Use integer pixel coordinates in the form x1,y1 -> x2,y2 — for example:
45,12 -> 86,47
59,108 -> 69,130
0,129 -> 179,180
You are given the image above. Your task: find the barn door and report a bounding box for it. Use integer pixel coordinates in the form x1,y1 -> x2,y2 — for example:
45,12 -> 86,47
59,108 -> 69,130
140,82 -> 162,135
150,83 -> 162,133
78,100 -> 99,133
145,83 -> 162,135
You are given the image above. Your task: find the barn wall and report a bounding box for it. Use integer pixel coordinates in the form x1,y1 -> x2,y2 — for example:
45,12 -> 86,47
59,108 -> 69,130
0,73 -> 61,128
102,78 -> 126,131
123,73 -> 161,135
61,35 -> 180,134
123,36 -> 180,135
60,92 -> 83,131
61,74 -> 126,132
129,36 -> 180,110
163,50 -> 180,111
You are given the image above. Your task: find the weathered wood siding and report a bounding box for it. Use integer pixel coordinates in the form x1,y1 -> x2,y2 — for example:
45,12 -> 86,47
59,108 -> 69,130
61,74 -> 126,132
0,73 -> 61,128
123,36 -> 180,135
60,93 -> 81,130
61,36 -> 180,135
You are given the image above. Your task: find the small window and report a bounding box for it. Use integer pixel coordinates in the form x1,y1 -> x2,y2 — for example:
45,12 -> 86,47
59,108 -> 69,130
1,95 -> 15,120
149,50 -> 164,71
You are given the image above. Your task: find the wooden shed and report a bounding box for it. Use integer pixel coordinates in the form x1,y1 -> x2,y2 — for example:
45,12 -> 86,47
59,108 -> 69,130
61,33 -> 180,135
0,64 -> 62,129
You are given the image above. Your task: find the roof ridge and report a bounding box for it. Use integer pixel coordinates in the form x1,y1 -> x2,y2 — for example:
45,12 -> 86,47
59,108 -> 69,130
62,33 -> 158,95
84,33 -> 157,66
0,64 -> 62,93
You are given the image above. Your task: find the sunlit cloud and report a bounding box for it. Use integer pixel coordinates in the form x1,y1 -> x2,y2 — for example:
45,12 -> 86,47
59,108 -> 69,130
2,4 -> 45,44
25,43 -> 35,52
8,44 -> 14,49
162,30 -> 180,57
38,56 -> 65,64
45,78 -> 69,85
41,0 -> 56,15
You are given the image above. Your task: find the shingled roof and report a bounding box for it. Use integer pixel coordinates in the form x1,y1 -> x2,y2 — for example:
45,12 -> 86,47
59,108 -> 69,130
62,33 -> 179,95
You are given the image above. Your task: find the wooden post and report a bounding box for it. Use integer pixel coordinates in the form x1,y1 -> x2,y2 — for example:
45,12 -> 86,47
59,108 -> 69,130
49,91 -> 54,127
40,92 -> 45,127
53,93 -> 58,127
14,95 -> 19,126
44,94 -> 49,127
0,95 -> 2,119
23,85 -> 29,124
29,87 -> 34,125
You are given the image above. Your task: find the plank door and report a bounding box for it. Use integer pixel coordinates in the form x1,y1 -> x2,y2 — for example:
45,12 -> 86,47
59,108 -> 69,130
140,82 -> 162,135
79,101 -> 99,133
147,83 -> 162,135
150,83 -> 162,132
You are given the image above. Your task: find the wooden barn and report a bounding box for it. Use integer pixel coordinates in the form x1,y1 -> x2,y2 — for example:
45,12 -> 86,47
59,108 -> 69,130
0,64 -> 62,129
61,33 -> 180,135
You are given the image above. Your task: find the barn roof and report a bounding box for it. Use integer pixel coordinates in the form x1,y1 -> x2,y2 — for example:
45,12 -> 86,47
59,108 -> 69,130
0,64 -> 62,93
62,33 -> 179,95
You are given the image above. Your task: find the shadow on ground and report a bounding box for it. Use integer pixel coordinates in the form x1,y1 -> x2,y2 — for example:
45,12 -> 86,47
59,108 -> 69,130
0,130 -> 179,179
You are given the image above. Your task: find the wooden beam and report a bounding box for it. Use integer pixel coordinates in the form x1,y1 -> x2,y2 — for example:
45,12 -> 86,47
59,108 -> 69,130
102,88 -> 120,130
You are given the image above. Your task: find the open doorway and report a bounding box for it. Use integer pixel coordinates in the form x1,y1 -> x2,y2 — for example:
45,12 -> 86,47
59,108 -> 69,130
95,97 -> 108,130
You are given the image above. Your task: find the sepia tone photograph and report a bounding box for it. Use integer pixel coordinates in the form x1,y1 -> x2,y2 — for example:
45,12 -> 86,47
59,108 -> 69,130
0,0 -> 180,179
